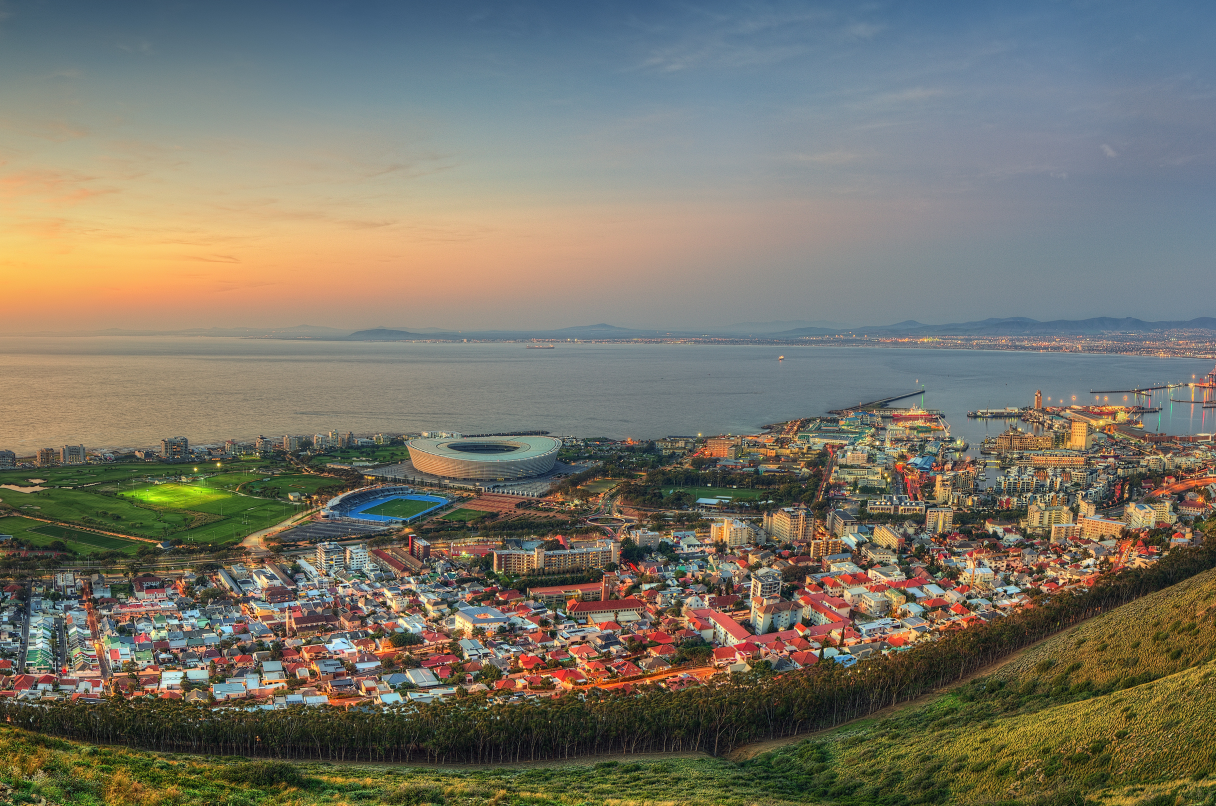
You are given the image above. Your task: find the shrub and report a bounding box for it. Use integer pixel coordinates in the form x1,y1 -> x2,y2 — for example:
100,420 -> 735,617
220,760 -> 308,789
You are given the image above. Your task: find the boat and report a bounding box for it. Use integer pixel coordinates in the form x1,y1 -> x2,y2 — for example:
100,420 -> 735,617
778,355 -> 784,361
526,344 -> 555,349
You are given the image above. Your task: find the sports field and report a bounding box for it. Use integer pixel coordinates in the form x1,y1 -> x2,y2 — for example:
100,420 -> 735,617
123,483 -> 231,509
0,516 -> 145,555
441,507 -> 489,522
364,497 -> 438,519
0,460 -> 311,552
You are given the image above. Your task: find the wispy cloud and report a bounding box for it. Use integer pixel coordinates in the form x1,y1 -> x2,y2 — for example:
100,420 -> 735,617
1101,143 -> 1118,158
185,254 -> 241,263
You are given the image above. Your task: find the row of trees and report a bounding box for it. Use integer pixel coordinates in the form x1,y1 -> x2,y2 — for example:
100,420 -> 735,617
4,529 -> 1213,764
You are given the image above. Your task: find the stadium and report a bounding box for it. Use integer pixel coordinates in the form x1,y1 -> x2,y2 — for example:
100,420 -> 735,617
320,485 -> 449,524
407,435 -> 561,480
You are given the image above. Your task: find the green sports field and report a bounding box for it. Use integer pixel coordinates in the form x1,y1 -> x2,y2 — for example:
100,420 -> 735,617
0,460 -> 312,552
441,507 -> 489,522
123,483 -> 231,509
0,516 -> 145,555
364,497 -> 437,519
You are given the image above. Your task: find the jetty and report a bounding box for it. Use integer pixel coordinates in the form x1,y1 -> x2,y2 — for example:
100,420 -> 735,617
828,389 -> 925,415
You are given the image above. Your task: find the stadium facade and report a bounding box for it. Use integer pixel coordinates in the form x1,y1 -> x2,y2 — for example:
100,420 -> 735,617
407,436 -> 561,480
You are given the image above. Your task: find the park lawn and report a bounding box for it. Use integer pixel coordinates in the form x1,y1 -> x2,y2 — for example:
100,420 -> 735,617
2,487 -> 193,537
441,507 -> 489,522
0,459 -> 270,491
582,479 -> 621,494
662,486 -> 767,500
202,471 -> 268,491
0,516 -> 145,555
364,497 -> 437,519
311,445 -> 411,466
173,498 -> 297,545
244,474 -> 341,498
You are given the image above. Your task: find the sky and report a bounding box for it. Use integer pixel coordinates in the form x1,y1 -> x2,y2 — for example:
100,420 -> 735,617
2,1 -> 1215,332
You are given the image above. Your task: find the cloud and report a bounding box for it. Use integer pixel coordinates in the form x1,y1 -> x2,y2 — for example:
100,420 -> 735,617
1101,144 -> 1118,158
0,168 -> 117,206
185,254 -> 241,263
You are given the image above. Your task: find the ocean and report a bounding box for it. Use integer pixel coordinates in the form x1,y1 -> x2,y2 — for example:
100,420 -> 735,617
0,337 -> 1213,451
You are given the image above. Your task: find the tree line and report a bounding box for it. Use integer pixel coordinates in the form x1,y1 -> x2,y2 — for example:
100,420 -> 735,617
3,527 -> 1213,764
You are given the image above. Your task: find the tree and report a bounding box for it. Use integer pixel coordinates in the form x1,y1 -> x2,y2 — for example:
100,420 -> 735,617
389,632 -> 422,648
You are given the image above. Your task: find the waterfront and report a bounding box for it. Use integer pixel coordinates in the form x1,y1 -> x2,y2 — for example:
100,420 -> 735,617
0,337 -> 1213,451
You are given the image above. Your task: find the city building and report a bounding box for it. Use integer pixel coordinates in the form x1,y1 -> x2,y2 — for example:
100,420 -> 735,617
60,444 -> 86,465
491,540 -> 620,575
872,524 -> 903,550
703,436 -> 740,459
35,448 -> 57,467
994,427 -> 1053,453
344,543 -> 370,573
316,542 -> 345,576
763,507 -> 812,542
710,518 -> 754,549
161,437 -> 190,459
1027,503 -> 1074,533
0,450 -> 15,468
1035,390 -> 1042,409
750,568 -> 782,600
925,507 -> 954,534
1069,420 -> 1092,451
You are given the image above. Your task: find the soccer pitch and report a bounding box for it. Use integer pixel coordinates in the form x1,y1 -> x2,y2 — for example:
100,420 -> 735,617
122,483 -> 233,509
363,497 -> 438,519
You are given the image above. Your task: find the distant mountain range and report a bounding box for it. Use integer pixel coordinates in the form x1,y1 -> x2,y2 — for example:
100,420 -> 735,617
775,316 -> 1216,337
26,316 -> 1216,340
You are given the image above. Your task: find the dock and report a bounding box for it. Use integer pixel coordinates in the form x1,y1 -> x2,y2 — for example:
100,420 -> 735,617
828,389 -> 925,415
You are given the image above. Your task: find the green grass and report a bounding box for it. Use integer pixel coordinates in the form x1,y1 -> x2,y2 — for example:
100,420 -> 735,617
662,486 -> 768,500
0,515 -> 145,555
582,479 -> 621,495
121,483 -> 232,509
363,497 -> 437,519
441,507 -> 489,522
311,445 -> 412,465
242,474 -> 341,498
32,524 -> 147,552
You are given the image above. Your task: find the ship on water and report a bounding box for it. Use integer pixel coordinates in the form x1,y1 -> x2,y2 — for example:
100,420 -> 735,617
526,344 -> 555,349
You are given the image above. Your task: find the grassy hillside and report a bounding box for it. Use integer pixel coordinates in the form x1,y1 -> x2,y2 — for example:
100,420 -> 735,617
993,566 -> 1216,689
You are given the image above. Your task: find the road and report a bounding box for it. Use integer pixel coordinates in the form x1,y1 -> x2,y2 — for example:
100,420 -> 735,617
15,581 -> 30,674
240,506 -> 319,558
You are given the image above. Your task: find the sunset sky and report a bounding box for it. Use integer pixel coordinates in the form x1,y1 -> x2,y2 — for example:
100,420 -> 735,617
2,1 -> 1215,332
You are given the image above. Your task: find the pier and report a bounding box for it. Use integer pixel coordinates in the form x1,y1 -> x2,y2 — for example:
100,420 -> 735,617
828,389 -> 925,415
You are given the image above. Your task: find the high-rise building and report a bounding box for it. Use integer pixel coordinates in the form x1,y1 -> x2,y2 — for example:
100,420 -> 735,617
161,436 -> 189,459
710,518 -> 754,548
1034,390 -> 1043,410
1069,420 -> 1091,451
36,448 -> 57,467
255,436 -> 272,455
0,450 -> 16,468
283,435 -> 306,452
750,568 -> 782,599
925,507 -> 954,534
763,507 -> 812,542
344,543 -> 369,572
703,436 -> 740,459
316,542 -> 345,575
59,445 -> 86,465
